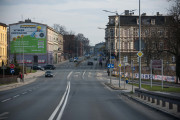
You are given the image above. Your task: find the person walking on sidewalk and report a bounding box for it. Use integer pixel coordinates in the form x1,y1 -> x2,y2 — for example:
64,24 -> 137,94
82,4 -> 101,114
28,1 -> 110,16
19,72 -> 24,82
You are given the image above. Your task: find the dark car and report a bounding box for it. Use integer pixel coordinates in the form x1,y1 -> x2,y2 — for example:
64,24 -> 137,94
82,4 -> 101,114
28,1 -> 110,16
44,64 -> 56,70
32,65 -> 44,70
87,61 -> 93,65
45,71 -> 53,77
69,58 -> 73,62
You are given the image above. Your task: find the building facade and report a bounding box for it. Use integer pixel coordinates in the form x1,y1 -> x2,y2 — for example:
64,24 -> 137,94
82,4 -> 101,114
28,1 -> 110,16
9,19 -> 63,67
105,11 -> 172,65
0,23 -> 7,67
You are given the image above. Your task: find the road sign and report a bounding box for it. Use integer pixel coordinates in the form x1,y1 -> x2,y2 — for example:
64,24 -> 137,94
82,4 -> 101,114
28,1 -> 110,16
10,64 -> 15,69
152,60 -> 162,70
107,64 -> 114,68
132,66 -> 135,71
1,66 -> 7,69
137,51 -> 143,57
118,64 -> 121,67
111,56 -> 115,59
10,68 -> 15,74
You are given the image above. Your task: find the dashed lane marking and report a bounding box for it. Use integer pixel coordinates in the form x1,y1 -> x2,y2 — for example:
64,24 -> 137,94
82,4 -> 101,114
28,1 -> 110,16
13,95 -> 20,98
1,98 -> 12,103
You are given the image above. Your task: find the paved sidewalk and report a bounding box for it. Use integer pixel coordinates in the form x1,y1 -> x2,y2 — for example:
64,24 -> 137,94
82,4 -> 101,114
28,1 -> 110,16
0,70 -> 45,91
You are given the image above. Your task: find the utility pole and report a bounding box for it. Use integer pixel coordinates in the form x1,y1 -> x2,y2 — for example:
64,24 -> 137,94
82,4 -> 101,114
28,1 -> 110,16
139,0 -> 142,89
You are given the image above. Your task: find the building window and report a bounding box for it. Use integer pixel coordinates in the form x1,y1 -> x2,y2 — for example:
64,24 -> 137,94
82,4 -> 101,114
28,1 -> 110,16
124,56 -> 128,63
172,56 -> 175,63
110,29 -> 114,37
137,18 -> 139,25
159,42 -> 163,50
151,19 -> 155,25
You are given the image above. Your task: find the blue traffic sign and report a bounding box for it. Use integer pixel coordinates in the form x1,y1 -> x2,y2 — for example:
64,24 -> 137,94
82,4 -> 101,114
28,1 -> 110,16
111,56 -> 115,59
10,68 -> 15,74
132,67 -> 135,71
107,64 -> 114,68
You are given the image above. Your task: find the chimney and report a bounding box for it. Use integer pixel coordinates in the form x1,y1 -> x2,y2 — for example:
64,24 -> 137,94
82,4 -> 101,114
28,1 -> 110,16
125,10 -> 129,15
25,18 -> 31,23
142,13 -> 146,16
157,12 -> 160,16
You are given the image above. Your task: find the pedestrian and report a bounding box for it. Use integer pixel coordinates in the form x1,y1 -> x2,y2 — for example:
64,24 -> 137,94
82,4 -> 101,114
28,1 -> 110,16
19,72 -> 23,82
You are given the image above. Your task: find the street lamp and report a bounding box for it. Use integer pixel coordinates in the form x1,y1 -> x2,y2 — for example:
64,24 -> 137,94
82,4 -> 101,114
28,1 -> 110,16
103,9 -> 136,88
139,0 -> 142,89
98,27 -> 112,84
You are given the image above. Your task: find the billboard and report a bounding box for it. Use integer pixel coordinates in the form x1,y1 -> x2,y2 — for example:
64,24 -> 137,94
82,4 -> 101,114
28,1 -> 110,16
10,23 -> 46,53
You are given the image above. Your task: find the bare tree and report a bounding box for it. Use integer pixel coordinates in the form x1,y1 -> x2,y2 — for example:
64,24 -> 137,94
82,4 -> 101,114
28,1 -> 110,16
53,24 -> 74,35
166,0 -> 180,83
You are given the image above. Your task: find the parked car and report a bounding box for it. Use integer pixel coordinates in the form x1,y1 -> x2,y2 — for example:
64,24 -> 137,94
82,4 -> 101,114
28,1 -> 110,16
45,71 -> 53,77
32,65 -> 44,70
44,64 -> 56,70
74,57 -> 78,62
69,58 -> 73,62
87,61 -> 93,65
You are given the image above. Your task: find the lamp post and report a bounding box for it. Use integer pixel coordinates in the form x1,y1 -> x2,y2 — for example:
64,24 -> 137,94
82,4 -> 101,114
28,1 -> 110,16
22,35 -> 24,82
103,9 -> 136,88
98,27 -> 112,84
139,0 -> 142,89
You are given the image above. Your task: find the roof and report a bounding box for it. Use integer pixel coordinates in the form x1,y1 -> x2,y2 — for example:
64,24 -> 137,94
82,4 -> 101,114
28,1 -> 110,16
0,22 -> 7,27
108,15 -> 171,26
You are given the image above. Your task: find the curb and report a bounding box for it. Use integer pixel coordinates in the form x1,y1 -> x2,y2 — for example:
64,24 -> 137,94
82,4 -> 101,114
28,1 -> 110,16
104,82 -> 126,90
121,92 -> 180,119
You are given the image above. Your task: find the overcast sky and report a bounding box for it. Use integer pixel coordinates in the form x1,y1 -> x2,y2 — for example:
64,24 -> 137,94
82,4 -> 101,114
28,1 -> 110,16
0,0 -> 173,46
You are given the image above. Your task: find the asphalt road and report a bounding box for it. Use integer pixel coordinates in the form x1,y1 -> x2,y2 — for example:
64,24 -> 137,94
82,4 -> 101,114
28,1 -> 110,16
0,57 -> 176,120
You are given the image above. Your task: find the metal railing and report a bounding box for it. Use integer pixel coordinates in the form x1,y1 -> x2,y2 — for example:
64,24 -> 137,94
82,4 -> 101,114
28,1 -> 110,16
135,88 -> 180,112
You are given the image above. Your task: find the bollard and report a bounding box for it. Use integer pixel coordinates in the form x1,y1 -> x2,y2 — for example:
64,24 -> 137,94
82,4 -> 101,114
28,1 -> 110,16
169,103 -> 173,109
148,97 -> 150,101
157,99 -> 160,105
162,101 -> 166,107
178,105 -> 180,112
152,98 -> 155,103
144,96 -> 146,100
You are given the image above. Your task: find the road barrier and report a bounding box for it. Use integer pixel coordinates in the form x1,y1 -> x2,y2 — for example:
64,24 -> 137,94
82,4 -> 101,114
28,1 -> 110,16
135,88 -> 180,113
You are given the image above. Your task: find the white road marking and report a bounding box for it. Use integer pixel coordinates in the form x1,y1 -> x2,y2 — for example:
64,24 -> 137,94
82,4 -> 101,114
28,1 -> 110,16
28,90 -> 32,92
0,112 -> 9,119
82,70 -> 86,80
0,112 -> 9,117
48,84 -> 69,120
13,95 -> 20,98
67,71 -> 73,80
56,81 -> 70,120
1,98 -> 11,103
48,71 -> 72,120
22,92 -> 27,94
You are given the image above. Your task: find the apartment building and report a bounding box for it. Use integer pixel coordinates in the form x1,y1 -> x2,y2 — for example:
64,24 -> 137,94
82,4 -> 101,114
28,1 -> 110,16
105,11 -> 172,65
9,19 -> 63,67
0,23 -> 7,67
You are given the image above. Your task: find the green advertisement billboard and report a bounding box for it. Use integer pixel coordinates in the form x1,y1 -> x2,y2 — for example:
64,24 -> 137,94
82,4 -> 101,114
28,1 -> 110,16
10,23 -> 47,53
